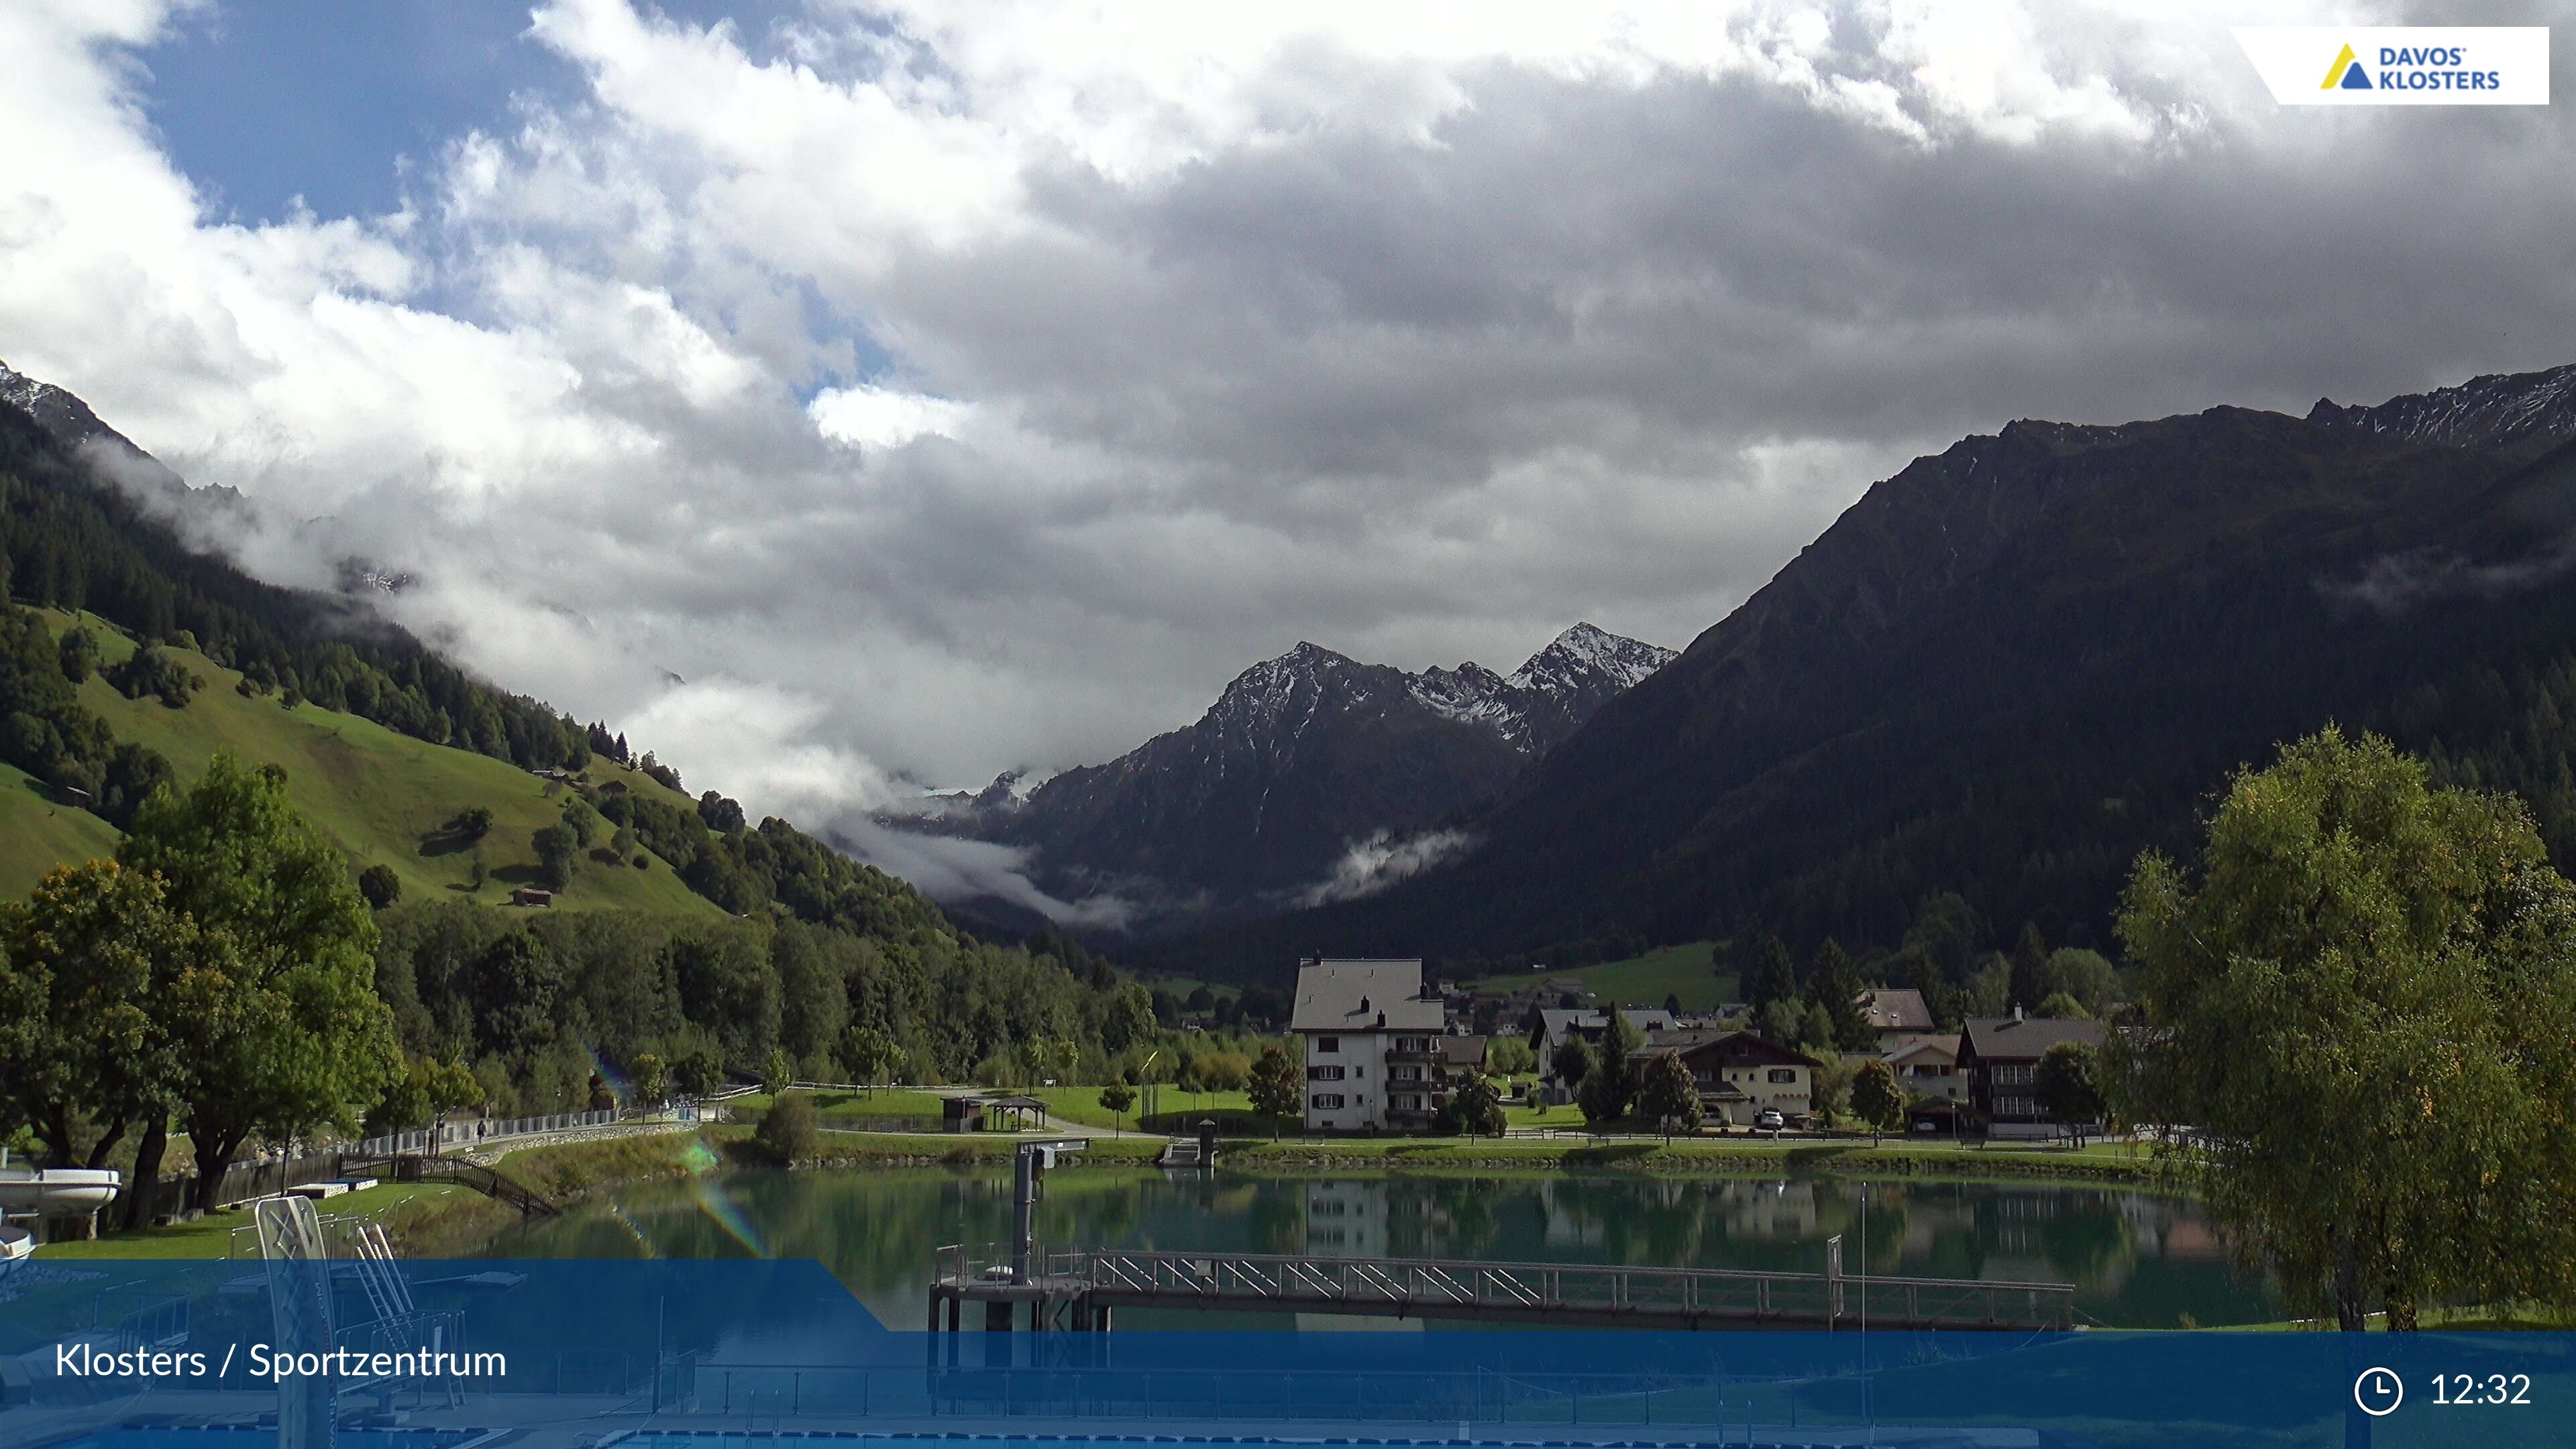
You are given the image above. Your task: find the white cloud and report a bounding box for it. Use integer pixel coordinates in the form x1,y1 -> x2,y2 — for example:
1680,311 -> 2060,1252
809,384 -> 974,448
1,0 -> 2570,923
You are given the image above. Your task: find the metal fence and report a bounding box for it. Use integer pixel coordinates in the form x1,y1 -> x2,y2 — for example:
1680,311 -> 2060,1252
658,1358 -> 1880,1433
350,1108 -> 625,1158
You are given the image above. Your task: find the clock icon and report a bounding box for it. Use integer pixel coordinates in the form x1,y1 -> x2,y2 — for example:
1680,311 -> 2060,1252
2355,1366 -> 2404,1417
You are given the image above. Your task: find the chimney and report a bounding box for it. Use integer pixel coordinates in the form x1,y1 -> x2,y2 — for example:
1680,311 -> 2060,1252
2012,1004 -> 2025,1023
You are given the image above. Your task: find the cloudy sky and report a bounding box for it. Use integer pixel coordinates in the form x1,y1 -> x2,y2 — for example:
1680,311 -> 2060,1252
2,1 -> 2571,876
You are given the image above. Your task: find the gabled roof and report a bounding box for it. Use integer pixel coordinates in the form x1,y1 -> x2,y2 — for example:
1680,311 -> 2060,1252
1857,988 -> 1935,1033
1534,1007 -> 1674,1041
1960,1015 -> 2107,1063
1884,1033 -> 1963,1065
1437,1035 -> 1489,1067
1291,958 -> 1443,1032
1635,1029 -> 1819,1070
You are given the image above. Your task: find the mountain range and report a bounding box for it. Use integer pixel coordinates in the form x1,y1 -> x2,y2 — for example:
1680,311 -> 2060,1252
879,623 -> 1675,932
1140,361 -> 2576,983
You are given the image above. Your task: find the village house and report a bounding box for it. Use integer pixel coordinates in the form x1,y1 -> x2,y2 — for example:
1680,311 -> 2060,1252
1528,1007 -> 1677,1085
1291,957 -> 1446,1132
1884,1032 -> 1966,1104
1959,1012 -> 2110,1138
1856,987 -> 1935,1046
1387,1035 -> 1491,1122
1629,1029 -> 1821,1127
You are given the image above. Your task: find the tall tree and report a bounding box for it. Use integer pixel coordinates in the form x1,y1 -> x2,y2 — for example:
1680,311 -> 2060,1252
1746,935 -> 1802,1032
0,861 -> 207,1189
2115,728 -> 2576,1330
1806,938 -> 1873,1050
119,755 -> 398,1210
2008,922 -> 2051,1013
2032,1040 -> 2104,1146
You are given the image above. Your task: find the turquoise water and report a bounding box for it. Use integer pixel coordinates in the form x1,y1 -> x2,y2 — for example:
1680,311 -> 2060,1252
492,1168 -> 2279,1329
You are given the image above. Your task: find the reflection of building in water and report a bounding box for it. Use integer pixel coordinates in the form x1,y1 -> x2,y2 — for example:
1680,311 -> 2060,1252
2116,1193 -> 2225,1261
1898,1191 -> 1978,1262
1296,1179 -> 1420,1331
1711,1180 -> 1821,1240
1979,1189 -> 2073,1284
1535,1179 -> 1606,1249
1303,1179 -> 1389,1258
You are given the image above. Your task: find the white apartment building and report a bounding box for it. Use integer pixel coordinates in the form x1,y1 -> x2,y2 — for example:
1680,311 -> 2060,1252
1291,957 -> 1445,1132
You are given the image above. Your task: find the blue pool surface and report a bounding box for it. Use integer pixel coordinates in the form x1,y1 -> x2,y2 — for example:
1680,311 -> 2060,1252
42,1434 -> 472,1449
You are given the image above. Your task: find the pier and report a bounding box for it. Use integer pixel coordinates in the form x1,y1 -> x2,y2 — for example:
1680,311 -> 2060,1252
929,1242 -> 2076,1332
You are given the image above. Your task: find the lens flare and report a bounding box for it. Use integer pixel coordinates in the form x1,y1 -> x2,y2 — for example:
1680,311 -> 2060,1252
679,1135 -> 767,1256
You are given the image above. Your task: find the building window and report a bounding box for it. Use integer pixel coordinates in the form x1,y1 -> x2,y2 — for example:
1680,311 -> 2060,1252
1767,1068 -> 1798,1083
1307,1065 -> 1345,1081
1994,1063 -> 2033,1086
1309,1093 -> 1345,1111
1316,1036 -> 1340,1053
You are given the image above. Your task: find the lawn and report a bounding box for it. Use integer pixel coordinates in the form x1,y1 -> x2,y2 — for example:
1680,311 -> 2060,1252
725,1088 -> 951,1124
33,1183 -> 498,1260
1024,1085 -> 1293,1134
31,609 -> 724,918
1218,1132 -> 2169,1182
0,759 -> 123,894
1462,940 -> 1737,1011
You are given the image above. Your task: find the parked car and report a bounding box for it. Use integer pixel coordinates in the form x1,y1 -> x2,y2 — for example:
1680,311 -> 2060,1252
1755,1108 -> 1786,1131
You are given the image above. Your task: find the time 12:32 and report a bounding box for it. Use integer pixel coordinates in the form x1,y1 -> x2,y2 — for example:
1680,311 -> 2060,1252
2430,1373 -> 2531,1405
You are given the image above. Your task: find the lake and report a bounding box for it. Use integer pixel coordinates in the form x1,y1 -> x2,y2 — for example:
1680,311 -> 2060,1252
486,1166 -> 2277,1330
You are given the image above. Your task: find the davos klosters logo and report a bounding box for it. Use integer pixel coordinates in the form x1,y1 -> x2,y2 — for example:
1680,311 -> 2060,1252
2237,27 -> 2548,105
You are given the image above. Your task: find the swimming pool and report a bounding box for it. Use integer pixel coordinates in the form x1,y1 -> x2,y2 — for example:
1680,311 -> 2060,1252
34,1431 -> 475,1449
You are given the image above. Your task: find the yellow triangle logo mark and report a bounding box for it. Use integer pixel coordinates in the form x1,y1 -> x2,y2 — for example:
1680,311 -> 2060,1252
2321,42 -> 2358,89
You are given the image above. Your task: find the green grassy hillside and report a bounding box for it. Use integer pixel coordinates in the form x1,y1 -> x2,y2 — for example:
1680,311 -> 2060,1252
23,609 -> 723,918
1462,940 -> 1735,1010
0,758 -> 125,894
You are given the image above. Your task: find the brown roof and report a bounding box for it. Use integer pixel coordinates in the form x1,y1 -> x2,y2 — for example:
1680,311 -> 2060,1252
1960,1015 -> 2107,1063
1884,1032 -> 1962,1065
1632,1029 -> 1820,1071
1857,988 -> 1935,1032
1437,1036 -> 1489,1067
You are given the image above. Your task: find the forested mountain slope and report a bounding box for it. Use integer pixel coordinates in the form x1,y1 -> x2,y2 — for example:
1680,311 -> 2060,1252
0,360 -> 1173,1110
1154,364 -> 2576,981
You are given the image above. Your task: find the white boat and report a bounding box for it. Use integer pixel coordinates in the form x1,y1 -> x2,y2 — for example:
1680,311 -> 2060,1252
0,1224 -> 32,1260
0,1165 -> 123,1213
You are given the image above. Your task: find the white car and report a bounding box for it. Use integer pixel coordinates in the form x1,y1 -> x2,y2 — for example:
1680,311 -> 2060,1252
1754,1109 -> 1786,1131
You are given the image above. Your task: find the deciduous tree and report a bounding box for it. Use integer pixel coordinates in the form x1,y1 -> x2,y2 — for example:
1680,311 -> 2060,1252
1635,1051 -> 1703,1136
2114,728 -> 2576,1330
119,755 -> 397,1212
1849,1058 -> 1904,1141
1246,1044 -> 1302,1122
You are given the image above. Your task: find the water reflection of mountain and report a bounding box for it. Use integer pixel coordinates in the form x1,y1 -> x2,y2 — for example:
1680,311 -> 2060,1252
492,1167 -> 2278,1330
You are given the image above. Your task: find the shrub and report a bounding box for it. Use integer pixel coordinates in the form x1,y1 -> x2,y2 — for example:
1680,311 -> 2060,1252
754,1093 -> 819,1165
357,863 -> 402,910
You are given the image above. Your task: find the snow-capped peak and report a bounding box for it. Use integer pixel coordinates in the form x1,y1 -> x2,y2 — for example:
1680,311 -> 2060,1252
1407,623 -> 1674,753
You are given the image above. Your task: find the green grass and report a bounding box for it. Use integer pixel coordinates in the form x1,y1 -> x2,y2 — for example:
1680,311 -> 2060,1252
0,759 -> 124,893
1216,1132 -> 2170,1183
33,1182 -> 494,1260
30,610 -> 723,918
725,1088 -> 951,1124
1022,1085 -> 1295,1134
1462,940 -> 1736,1011
1506,1099 -> 1589,1129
